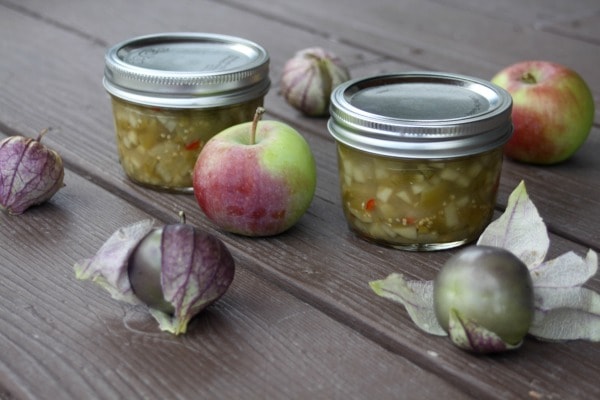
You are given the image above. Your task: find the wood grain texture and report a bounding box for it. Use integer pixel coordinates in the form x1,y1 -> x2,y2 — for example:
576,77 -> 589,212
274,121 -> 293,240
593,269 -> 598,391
1,0 -> 599,399
430,0 -> 600,44
222,0 -> 600,120
1,0 -> 597,248
0,172 -> 470,400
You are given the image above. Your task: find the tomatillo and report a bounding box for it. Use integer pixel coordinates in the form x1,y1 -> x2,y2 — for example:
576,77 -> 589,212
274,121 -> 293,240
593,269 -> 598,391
433,246 -> 534,349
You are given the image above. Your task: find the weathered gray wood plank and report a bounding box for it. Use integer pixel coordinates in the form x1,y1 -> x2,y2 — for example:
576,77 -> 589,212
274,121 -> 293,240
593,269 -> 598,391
0,0 -> 598,249
431,0 -> 600,44
1,1 -> 600,399
221,0 -> 600,121
0,172 -> 471,400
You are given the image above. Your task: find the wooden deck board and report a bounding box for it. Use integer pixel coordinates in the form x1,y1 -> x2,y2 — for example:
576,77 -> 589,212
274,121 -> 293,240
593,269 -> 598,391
431,0 -> 600,44
0,4 -> 598,249
0,172 -> 471,400
222,0 -> 600,120
1,0 -> 599,399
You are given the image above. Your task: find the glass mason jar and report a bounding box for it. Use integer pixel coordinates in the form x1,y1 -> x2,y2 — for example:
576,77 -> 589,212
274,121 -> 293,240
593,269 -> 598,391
328,72 -> 513,251
103,33 -> 270,192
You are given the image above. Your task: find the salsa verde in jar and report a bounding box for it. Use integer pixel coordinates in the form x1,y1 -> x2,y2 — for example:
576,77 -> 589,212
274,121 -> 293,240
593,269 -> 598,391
103,33 -> 270,192
328,72 -> 513,251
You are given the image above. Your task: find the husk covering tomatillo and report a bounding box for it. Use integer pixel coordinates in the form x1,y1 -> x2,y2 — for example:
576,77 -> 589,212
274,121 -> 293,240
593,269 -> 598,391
280,47 -> 350,117
74,217 -> 235,335
0,130 -> 65,215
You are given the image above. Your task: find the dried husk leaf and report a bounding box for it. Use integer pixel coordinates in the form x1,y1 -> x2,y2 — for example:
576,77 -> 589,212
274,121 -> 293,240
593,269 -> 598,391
74,219 -> 154,304
152,223 -> 235,335
448,309 -> 522,353
477,180 -> 549,268
530,249 -> 597,287
370,273 -> 446,336
530,250 -> 600,340
535,286 -> 600,314
530,306 -> 600,341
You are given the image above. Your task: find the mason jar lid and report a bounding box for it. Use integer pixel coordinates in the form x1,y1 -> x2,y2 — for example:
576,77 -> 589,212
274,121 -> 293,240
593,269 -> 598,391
328,72 -> 513,158
103,32 -> 270,108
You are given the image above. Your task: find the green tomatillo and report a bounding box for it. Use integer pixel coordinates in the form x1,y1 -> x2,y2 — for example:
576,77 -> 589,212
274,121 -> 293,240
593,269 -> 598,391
433,245 -> 534,353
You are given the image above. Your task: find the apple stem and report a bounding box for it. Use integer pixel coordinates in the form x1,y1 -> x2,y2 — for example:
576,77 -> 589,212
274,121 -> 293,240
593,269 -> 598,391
520,72 -> 537,85
250,107 -> 265,145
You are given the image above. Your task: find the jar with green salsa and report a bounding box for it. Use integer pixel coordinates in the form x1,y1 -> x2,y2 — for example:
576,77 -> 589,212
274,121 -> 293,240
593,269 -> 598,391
328,72 -> 513,251
104,33 -> 270,192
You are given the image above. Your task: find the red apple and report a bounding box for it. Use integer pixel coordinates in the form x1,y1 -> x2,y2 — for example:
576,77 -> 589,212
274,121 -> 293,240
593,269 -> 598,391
491,61 -> 594,164
193,108 -> 317,236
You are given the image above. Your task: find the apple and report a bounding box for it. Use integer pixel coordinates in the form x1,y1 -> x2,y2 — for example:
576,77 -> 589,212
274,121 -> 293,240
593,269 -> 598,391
193,107 -> 317,236
491,61 -> 594,165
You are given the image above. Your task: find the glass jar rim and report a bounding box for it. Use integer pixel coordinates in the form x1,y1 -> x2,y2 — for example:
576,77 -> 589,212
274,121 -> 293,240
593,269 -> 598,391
103,32 -> 270,108
328,72 -> 513,158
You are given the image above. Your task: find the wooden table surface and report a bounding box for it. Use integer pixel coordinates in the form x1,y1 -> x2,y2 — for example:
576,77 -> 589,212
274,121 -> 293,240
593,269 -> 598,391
1,0 -> 599,399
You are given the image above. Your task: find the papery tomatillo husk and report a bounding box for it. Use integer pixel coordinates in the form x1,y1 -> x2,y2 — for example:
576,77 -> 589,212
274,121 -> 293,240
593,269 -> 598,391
74,217 -> 235,335
0,130 -> 65,215
280,47 -> 350,117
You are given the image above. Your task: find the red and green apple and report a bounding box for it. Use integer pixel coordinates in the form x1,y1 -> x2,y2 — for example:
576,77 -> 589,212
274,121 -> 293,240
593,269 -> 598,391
193,108 -> 317,236
491,60 -> 594,165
